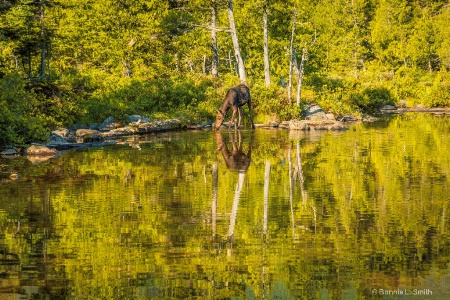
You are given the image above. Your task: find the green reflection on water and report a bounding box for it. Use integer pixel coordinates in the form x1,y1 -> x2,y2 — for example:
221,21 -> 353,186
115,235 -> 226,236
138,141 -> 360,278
0,113 -> 449,299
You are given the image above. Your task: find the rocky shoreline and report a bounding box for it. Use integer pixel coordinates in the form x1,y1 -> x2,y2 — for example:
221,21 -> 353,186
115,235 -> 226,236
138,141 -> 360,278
1,105 -> 449,163
0,116 -> 192,162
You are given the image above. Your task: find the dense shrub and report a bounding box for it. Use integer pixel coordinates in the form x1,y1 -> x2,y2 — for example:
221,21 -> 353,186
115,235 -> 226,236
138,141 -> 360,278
0,73 -> 47,146
251,82 -> 299,122
350,86 -> 395,112
425,72 -> 450,107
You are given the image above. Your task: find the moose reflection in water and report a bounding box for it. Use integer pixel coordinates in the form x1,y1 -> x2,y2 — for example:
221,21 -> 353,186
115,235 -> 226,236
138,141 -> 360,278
213,84 -> 255,130
212,130 -> 253,240
214,130 -> 252,173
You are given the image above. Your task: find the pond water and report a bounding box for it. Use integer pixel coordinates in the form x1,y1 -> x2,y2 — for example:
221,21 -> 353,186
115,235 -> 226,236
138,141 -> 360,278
0,113 -> 450,299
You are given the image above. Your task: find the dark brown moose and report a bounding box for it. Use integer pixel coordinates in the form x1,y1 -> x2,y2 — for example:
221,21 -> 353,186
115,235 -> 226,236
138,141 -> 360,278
214,130 -> 252,173
213,84 -> 255,130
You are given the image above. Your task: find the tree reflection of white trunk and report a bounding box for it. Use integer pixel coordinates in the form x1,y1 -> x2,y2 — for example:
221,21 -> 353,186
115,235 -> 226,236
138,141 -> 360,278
227,171 -> 246,239
288,147 -> 296,239
263,160 -> 270,237
295,142 -> 316,234
296,142 -> 307,203
212,163 -> 218,238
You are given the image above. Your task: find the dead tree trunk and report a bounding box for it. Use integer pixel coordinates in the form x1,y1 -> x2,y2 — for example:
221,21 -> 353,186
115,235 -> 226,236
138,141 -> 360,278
288,11 -> 296,104
211,4 -> 219,77
263,2 -> 270,86
227,0 -> 247,83
295,48 -> 307,106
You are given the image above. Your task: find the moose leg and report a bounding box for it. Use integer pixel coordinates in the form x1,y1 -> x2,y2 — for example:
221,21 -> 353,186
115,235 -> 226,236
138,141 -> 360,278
230,108 -> 237,128
248,102 -> 255,129
237,107 -> 242,129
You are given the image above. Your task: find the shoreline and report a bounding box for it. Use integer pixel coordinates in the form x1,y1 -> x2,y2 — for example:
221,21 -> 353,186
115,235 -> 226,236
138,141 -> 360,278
1,106 -> 449,162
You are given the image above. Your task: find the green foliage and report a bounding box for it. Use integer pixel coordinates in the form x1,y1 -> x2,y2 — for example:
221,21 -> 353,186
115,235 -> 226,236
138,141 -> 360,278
251,81 -> 298,122
79,75 -> 216,124
350,86 -> 394,111
426,71 -> 450,107
0,73 -> 47,145
2,0 -> 450,144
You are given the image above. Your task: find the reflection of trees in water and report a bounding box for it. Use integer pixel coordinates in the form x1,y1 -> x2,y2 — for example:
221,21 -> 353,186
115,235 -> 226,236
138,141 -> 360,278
0,116 -> 449,299
211,133 -> 316,298
1,182 -> 69,299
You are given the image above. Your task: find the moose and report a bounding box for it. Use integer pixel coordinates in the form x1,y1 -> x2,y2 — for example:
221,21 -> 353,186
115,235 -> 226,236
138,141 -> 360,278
213,84 -> 255,130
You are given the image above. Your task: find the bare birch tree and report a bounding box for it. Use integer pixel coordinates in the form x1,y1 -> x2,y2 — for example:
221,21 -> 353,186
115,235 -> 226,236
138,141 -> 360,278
295,48 -> 307,106
211,3 -> 219,77
227,0 -> 247,83
263,1 -> 270,86
288,11 -> 296,103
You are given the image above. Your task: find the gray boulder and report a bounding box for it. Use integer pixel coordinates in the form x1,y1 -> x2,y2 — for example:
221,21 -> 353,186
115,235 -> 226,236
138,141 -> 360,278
304,104 -> 329,121
99,116 -> 121,131
289,120 -> 310,130
26,145 -> 58,156
380,104 -> 397,110
128,115 -> 150,124
52,128 -> 69,138
49,132 -> 69,144
76,129 -> 104,142
1,148 -> 18,156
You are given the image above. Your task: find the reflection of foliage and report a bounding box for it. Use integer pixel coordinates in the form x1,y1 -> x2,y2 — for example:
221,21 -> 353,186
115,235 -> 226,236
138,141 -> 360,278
0,114 -> 449,298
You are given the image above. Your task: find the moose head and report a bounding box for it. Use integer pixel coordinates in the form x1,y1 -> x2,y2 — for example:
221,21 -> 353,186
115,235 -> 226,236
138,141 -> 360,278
213,109 -> 226,130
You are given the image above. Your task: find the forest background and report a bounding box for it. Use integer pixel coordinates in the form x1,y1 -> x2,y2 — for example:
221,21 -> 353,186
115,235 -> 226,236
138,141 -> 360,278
1,0 -> 450,146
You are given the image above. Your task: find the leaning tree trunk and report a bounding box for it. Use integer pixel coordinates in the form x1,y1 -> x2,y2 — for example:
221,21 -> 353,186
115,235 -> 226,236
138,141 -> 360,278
288,11 -> 296,104
211,4 -> 219,77
263,2 -> 271,86
227,0 -> 247,83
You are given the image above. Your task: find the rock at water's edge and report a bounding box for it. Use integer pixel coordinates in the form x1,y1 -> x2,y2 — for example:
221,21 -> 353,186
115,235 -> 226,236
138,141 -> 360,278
128,115 -> 150,124
289,120 -> 310,130
304,104 -> 329,121
26,145 -> 58,156
49,132 -> 69,144
76,129 -> 105,142
1,148 -> 19,156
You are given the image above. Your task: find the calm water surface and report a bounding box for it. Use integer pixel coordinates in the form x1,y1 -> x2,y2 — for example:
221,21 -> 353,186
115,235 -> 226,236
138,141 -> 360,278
0,113 -> 450,299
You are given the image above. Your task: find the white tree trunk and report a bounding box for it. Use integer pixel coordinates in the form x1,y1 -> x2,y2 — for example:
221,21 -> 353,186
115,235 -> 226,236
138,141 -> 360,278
263,3 -> 271,86
288,11 -> 296,103
295,48 -> 307,106
211,4 -> 218,77
227,0 -> 247,83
